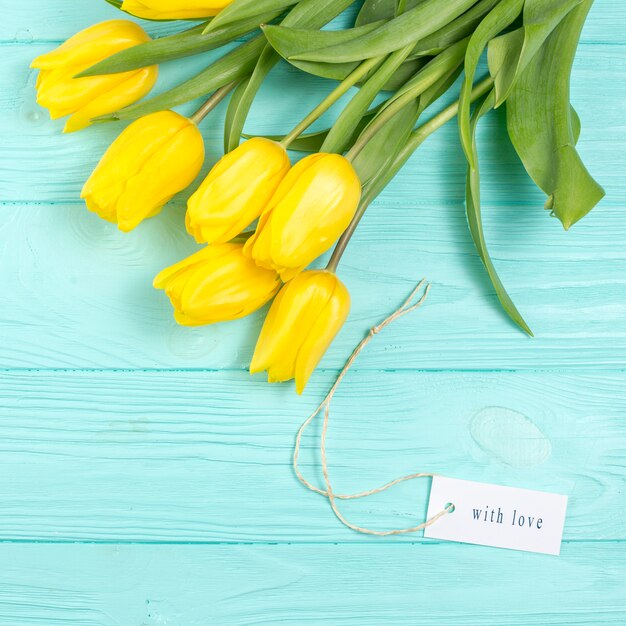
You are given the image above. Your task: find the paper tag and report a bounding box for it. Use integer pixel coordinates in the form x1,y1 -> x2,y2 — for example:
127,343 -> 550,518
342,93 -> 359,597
424,476 -> 568,555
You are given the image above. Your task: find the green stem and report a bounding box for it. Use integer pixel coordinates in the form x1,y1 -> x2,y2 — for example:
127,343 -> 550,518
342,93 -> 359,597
190,81 -> 237,124
345,40 -> 469,162
327,76 -> 495,272
280,56 -> 384,148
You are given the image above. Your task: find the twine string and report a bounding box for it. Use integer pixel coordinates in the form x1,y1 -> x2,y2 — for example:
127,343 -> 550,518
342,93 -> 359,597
293,280 -> 453,536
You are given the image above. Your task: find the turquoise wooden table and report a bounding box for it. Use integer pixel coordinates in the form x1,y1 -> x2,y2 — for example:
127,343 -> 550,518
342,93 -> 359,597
1,1 -> 625,623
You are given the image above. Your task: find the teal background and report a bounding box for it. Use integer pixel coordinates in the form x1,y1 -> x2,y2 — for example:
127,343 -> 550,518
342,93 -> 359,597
1,1 -> 625,623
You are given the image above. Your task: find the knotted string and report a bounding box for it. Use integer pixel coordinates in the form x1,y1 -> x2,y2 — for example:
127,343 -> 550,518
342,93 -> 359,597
293,280 -> 453,536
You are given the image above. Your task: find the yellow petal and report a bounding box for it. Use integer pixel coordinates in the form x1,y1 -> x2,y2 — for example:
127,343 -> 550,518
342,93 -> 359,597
186,138 -> 289,244
153,245 -> 231,289
246,153 -> 360,281
63,66 -> 157,132
32,20 -> 150,70
121,0 -> 232,19
250,271 -> 340,384
294,276 -> 350,393
157,244 -> 280,326
82,111 -> 204,231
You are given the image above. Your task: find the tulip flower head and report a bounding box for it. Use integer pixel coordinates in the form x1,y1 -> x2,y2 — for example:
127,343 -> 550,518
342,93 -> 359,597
244,153 -> 361,282
31,20 -> 157,133
154,243 -> 281,326
122,0 -> 234,19
186,138 -> 290,244
81,110 -> 205,231
251,270 -> 350,393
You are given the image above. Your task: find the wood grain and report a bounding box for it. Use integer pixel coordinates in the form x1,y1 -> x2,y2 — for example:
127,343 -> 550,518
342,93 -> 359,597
1,198 -> 624,369
1,1 -> 625,623
0,0 -> 620,42
0,543 -> 624,625
0,370 -> 623,542
4,43 -> 623,205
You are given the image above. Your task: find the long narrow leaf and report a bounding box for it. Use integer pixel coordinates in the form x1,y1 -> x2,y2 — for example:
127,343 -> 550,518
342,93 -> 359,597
224,77 -> 251,151
320,43 -> 415,154
458,0 -> 524,167
380,37 -> 469,115
505,0 -> 604,229
352,100 -> 421,184
80,12 -> 282,76
224,46 -> 277,151
487,0 -> 584,106
222,0 -> 356,149
98,36 -> 267,121
356,0 -> 427,25
409,0 -> 501,58
204,0 -> 299,33
465,91 -> 533,335
263,21 -> 382,78
243,105 -> 384,152
291,0 -> 477,63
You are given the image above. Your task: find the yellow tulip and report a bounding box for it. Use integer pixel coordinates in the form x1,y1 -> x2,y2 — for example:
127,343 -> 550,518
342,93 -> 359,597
31,20 -> 157,133
186,138 -> 290,244
121,0 -> 233,19
154,243 -> 281,326
244,153 -> 361,282
250,270 -> 350,393
81,110 -> 204,231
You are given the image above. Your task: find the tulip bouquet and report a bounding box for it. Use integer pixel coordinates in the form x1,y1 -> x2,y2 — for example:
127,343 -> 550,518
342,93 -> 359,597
32,0 -> 604,392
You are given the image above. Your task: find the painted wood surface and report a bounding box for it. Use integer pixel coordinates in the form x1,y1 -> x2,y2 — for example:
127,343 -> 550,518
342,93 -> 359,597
0,543 -> 624,625
0,370 -> 624,542
1,0 -> 625,623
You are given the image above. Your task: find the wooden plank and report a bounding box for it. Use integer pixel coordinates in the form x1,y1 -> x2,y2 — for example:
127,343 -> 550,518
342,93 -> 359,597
1,0 -> 622,43
1,197 -> 624,369
0,370 -> 623,542
4,43 -> 624,206
0,542 -> 624,625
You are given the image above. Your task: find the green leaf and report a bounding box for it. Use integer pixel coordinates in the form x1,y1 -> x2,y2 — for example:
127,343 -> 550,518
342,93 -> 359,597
487,0 -> 584,106
380,59 -> 425,90
465,91 -> 533,336
265,20 -> 384,57
223,45 -> 278,152
104,0 -> 203,21
224,77 -> 251,151
79,12 -> 282,76
355,0 -> 427,25
291,0 -> 477,63
263,21 -> 383,78
360,71 -> 483,207
379,37 -> 469,116
98,36 -> 267,121
263,22 -> 424,83
352,62 -> 463,187
458,0 -> 524,168
505,0 -> 604,229
243,106 -> 382,152
320,42 -> 416,154
221,0 -> 357,150
356,0 -> 504,60
409,0 -> 502,58
352,100 -> 420,184
204,0 -> 299,33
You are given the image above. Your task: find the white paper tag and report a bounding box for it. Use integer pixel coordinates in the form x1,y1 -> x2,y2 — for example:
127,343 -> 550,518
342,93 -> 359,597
424,476 -> 568,555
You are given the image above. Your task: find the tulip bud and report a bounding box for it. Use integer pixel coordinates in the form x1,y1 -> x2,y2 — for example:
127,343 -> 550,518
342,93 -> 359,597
186,138 -> 290,244
244,153 -> 361,282
81,110 -> 204,231
121,0 -> 234,19
30,20 -> 157,133
251,270 -> 350,393
154,243 -> 281,326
